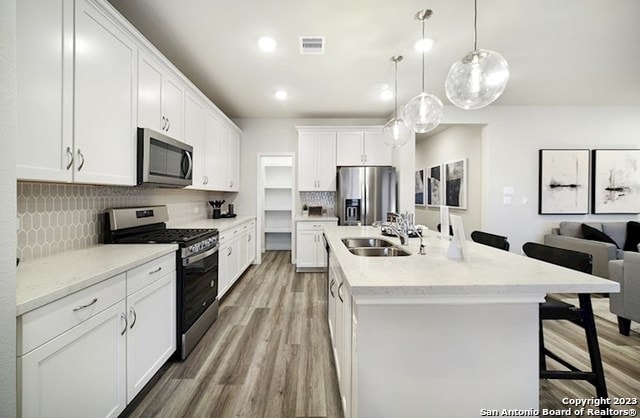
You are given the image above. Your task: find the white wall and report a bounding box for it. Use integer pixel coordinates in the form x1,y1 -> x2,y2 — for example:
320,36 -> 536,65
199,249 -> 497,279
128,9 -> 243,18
436,105 -> 640,252
233,117 -> 387,217
415,126 -> 483,235
0,0 -> 17,415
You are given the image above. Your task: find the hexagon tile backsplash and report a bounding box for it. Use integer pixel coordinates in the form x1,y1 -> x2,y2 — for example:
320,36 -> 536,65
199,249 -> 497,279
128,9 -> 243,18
17,182 -> 226,261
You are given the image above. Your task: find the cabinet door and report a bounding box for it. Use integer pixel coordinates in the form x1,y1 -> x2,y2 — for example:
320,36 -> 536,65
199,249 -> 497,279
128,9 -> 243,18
218,125 -> 231,190
316,132 -> 337,191
336,131 -> 364,166
137,51 -> 163,132
162,74 -> 184,141
204,111 -> 222,189
228,129 -> 240,191
298,133 -> 318,191
16,0 -> 74,182
296,230 -> 318,268
364,130 -> 393,166
184,94 -> 207,189
74,0 -> 136,185
315,232 -> 327,268
19,301 -> 127,418
126,274 -> 176,402
340,281 -> 353,417
247,225 -> 256,265
218,242 -> 230,298
228,239 -> 240,285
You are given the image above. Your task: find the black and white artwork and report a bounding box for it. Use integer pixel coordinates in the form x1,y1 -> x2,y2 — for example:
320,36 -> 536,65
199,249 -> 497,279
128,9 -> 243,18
445,159 -> 467,209
538,149 -> 590,214
427,164 -> 442,207
592,149 -> 640,214
415,169 -> 425,206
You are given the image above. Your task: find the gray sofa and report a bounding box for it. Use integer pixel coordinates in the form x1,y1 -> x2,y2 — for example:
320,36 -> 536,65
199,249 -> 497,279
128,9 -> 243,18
609,252 -> 640,335
543,221 -> 629,279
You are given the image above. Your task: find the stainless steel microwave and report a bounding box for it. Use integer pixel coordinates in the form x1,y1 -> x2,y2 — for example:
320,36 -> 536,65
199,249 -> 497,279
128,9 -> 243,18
137,128 -> 193,187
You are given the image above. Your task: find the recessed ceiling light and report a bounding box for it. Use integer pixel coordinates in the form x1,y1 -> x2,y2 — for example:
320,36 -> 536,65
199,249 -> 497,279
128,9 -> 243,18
413,37 -> 434,52
380,90 -> 393,101
258,36 -> 277,52
274,90 -> 288,100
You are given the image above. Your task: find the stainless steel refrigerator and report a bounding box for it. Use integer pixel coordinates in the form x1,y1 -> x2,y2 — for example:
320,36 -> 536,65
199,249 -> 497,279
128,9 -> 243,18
337,166 -> 397,226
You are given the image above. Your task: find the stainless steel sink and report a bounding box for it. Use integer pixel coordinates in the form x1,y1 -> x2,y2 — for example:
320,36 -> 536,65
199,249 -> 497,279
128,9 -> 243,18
348,247 -> 411,257
341,237 -> 395,248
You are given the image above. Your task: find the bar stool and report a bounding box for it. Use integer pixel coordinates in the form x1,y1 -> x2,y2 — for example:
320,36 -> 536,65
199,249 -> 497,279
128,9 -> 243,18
470,230 -> 510,251
522,242 -> 609,410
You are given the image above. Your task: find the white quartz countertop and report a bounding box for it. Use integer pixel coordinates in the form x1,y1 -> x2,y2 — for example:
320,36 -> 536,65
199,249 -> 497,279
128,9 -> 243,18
295,215 -> 339,222
324,226 -> 620,298
172,216 -> 255,232
16,244 -> 178,316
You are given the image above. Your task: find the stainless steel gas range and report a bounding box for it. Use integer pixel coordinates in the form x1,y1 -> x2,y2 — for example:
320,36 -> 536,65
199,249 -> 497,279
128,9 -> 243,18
105,206 -> 218,359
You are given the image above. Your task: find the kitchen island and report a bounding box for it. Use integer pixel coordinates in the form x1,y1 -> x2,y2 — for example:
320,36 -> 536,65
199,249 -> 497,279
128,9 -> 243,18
322,226 -> 619,418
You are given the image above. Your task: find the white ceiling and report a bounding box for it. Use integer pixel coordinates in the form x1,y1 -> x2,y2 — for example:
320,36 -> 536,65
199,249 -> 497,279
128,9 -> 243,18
108,0 -> 640,119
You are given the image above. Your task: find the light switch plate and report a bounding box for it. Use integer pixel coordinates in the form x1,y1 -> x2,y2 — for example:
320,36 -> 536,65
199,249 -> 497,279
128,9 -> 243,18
503,196 -> 512,205
503,186 -> 515,196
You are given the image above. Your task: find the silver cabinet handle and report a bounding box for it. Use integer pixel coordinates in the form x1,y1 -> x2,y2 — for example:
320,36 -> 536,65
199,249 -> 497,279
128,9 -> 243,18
228,247 -> 232,256
120,312 -> 128,335
210,280 -> 215,288
161,116 -> 167,130
66,147 -> 74,170
338,282 -> 344,302
166,118 -> 171,132
77,149 -> 85,171
129,307 -> 137,329
149,266 -> 162,275
329,279 -> 335,298
248,235 -> 251,242
72,297 -> 98,311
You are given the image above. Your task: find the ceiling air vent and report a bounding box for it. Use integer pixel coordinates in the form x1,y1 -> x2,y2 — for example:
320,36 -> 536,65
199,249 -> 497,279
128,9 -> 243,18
299,36 -> 325,55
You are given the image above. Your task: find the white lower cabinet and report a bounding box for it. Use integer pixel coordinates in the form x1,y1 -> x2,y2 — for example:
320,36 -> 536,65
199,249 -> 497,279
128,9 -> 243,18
125,273 -> 176,403
328,251 -> 354,418
296,220 -> 337,271
17,253 -> 176,418
218,220 -> 256,298
19,300 -> 127,418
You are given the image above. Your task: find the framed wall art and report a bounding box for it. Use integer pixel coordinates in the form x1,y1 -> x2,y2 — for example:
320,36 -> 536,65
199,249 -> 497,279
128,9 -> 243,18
592,149 -> 640,214
444,159 -> 467,209
415,169 -> 425,206
538,149 -> 590,214
427,164 -> 442,207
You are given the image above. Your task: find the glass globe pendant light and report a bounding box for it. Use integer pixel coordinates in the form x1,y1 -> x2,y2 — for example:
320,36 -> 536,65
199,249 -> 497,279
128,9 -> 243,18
383,55 -> 412,148
445,0 -> 509,110
403,9 -> 443,134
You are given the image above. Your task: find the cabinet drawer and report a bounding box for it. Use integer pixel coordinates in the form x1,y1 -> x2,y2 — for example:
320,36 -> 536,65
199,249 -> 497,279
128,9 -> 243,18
18,273 -> 126,356
297,220 -> 337,231
127,253 -> 176,296
220,220 -> 255,242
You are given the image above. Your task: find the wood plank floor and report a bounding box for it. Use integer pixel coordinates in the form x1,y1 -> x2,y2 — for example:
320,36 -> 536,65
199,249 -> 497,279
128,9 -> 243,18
126,251 -> 640,418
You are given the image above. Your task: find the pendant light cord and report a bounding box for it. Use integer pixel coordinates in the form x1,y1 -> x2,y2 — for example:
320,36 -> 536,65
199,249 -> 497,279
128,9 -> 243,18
394,60 -> 399,118
473,0 -> 478,51
421,19 -> 426,93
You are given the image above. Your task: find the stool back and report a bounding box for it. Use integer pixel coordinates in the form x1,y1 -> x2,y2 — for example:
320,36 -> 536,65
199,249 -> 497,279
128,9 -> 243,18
522,242 -> 592,274
471,230 -> 510,251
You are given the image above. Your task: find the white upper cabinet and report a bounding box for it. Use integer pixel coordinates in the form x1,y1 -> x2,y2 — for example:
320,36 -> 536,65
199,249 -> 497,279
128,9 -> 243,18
184,93 -> 207,188
298,130 -> 337,191
137,49 -> 184,141
336,128 -> 392,166
16,0 -> 241,188
363,129 -> 393,166
74,0 -> 137,186
16,0 -> 74,183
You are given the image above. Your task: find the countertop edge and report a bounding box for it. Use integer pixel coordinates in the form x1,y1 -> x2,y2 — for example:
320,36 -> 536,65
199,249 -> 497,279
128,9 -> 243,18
16,244 -> 178,316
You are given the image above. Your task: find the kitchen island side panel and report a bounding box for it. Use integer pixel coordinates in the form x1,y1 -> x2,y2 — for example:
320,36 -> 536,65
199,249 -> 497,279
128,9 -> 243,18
355,302 -> 539,418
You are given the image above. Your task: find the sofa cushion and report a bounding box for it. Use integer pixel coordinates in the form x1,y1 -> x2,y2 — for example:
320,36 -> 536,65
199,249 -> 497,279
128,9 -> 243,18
623,221 -> 640,252
602,222 -> 628,250
582,224 -> 619,248
559,221 -> 602,238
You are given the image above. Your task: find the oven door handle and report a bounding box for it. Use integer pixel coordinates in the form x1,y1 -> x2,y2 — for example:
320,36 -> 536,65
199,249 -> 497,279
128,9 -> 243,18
183,245 -> 219,266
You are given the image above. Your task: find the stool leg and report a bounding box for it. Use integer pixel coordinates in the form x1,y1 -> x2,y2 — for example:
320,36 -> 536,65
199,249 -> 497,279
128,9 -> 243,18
617,317 -> 631,336
578,294 -> 608,400
539,317 -> 547,372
